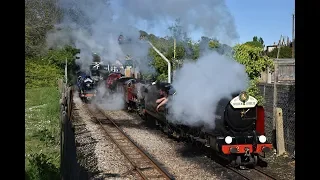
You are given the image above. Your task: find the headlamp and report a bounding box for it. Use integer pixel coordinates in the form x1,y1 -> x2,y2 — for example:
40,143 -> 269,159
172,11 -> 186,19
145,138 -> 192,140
239,91 -> 249,102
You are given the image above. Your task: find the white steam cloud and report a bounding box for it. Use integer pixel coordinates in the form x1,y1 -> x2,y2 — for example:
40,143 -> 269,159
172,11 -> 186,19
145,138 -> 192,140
46,0 -> 239,72
167,52 -> 249,129
93,82 -> 125,110
46,0 -> 153,74
46,0 -> 246,118
112,0 -> 239,44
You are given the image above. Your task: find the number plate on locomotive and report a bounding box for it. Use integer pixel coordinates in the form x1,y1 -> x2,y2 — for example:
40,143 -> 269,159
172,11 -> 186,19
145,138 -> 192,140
230,96 -> 258,109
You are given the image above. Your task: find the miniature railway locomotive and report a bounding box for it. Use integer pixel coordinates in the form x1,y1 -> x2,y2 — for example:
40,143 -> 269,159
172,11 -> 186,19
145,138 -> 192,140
107,79 -> 272,168
76,72 -> 96,103
98,32 -> 273,168
141,82 -> 272,168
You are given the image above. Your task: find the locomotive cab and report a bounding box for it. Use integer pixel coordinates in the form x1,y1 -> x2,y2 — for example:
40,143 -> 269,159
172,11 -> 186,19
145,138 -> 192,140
143,82 -> 177,123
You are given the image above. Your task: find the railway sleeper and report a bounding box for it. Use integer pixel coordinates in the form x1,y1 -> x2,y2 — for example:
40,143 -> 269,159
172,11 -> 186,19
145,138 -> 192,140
139,168 -> 162,176
124,150 -> 140,155
103,128 -> 118,132
122,148 -> 136,152
133,160 -> 152,167
125,154 -> 141,158
128,154 -> 143,159
113,137 -> 126,141
138,166 -> 154,171
108,134 -> 124,138
146,174 -> 166,179
107,130 -> 121,134
117,142 -> 131,146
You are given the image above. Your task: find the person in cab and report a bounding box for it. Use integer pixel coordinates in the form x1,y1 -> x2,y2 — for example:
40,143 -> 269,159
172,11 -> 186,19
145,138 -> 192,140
156,85 -> 176,112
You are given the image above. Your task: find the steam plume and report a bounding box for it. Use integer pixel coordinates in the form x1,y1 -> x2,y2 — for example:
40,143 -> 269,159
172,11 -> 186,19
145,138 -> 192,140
167,52 -> 249,129
46,0 -> 245,115
93,82 -> 125,110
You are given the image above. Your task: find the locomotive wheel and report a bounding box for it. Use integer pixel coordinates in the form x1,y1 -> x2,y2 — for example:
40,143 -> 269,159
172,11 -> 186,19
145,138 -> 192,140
163,124 -> 169,134
231,159 -> 236,167
195,141 -> 204,149
83,98 -> 88,104
144,113 -> 155,127
166,124 -> 175,138
251,155 -> 258,167
126,103 -> 131,112
235,156 -> 241,167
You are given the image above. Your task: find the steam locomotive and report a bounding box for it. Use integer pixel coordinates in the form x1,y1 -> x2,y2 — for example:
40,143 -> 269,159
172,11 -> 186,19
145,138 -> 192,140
76,72 -> 96,103
104,73 -> 272,168
105,73 -> 147,114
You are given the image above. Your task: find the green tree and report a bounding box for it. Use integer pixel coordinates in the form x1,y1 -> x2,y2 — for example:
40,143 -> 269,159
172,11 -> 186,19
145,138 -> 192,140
233,44 -> 274,105
258,37 -> 264,45
25,46 -> 80,87
209,40 -> 220,49
147,20 -> 204,81
148,35 -> 186,81
139,30 -> 148,39
168,19 -> 188,41
25,0 -> 62,57
244,36 -> 264,48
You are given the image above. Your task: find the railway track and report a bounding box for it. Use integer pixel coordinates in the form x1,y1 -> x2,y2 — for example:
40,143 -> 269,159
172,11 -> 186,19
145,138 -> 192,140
121,107 -> 279,180
225,166 -> 278,180
84,103 -> 175,180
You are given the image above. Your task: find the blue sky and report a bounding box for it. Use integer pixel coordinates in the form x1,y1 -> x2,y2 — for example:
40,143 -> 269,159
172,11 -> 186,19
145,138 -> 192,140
225,0 -> 295,46
112,0 -> 294,46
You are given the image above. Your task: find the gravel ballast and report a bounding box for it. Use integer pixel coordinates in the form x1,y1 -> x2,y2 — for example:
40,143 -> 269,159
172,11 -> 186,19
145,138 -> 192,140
71,95 -> 294,180
100,108 -> 244,180
72,96 -> 135,179
100,108 -> 295,180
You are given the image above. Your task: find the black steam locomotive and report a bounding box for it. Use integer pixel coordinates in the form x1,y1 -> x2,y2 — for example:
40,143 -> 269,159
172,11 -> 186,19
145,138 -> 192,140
76,72 -> 96,103
139,82 -> 272,168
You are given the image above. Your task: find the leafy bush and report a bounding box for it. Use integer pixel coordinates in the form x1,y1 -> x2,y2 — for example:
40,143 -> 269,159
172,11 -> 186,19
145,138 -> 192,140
26,153 -> 60,180
25,60 -> 62,88
25,46 -> 80,88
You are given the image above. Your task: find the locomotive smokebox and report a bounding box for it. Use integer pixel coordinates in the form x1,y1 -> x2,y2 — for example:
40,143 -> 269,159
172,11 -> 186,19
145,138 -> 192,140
214,91 -> 258,133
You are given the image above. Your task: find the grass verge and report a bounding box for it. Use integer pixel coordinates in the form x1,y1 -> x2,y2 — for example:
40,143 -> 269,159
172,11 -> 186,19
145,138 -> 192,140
25,87 -> 61,180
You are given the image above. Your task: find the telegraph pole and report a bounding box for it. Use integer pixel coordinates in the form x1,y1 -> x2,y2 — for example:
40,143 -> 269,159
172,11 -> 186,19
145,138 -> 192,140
174,38 -> 176,62
174,38 -> 176,68
292,11 -> 295,58
273,35 -> 283,131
